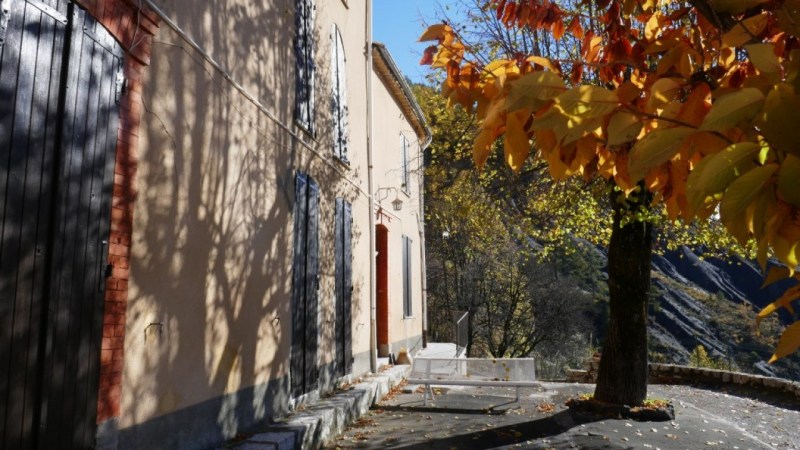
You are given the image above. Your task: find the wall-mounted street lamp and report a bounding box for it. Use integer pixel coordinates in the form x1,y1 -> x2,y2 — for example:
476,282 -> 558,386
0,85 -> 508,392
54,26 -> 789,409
375,186 -> 403,212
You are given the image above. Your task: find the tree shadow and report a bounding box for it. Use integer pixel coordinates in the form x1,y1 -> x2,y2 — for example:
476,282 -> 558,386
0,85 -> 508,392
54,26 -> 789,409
387,410 -> 606,450
118,1 -> 368,448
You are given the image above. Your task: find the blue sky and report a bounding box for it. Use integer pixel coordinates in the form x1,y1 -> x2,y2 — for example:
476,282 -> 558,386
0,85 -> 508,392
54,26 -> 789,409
373,1 -> 455,84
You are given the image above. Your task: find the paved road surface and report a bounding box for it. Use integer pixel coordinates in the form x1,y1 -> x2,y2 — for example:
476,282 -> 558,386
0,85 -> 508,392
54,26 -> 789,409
326,382 -> 800,449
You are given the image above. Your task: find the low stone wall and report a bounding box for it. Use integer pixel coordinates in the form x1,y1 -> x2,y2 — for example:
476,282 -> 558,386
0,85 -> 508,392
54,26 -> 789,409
566,362 -> 800,402
649,363 -> 800,400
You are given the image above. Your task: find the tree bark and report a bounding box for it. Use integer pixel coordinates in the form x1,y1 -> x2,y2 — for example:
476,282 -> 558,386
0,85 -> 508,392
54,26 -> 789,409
594,187 -> 653,406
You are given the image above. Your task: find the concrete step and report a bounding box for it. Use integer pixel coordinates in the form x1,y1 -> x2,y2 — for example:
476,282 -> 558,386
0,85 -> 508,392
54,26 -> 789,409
224,365 -> 409,450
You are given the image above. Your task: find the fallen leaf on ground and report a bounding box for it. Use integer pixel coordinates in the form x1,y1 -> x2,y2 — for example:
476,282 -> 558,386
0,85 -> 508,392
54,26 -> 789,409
537,402 -> 556,413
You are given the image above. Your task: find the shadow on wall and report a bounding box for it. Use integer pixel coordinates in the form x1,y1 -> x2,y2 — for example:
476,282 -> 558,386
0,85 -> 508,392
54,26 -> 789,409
122,1 -> 365,448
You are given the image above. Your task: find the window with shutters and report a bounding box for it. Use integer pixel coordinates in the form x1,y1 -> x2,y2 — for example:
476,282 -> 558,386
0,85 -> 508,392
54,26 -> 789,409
295,0 -> 315,133
330,25 -> 348,163
402,235 -> 413,318
401,135 -> 410,193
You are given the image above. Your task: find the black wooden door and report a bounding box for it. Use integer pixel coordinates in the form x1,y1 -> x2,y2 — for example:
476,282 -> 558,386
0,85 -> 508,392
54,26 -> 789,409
0,1 -> 122,448
291,172 -> 320,397
334,198 -> 352,377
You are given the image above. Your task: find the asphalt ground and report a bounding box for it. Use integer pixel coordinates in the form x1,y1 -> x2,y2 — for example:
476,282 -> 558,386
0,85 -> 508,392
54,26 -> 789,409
326,382 -> 800,450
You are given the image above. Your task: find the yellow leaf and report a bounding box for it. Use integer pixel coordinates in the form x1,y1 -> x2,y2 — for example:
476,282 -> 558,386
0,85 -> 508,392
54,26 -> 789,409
507,71 -> 567,112
606,111 -> 643,146
759,84 -> 800,156
720,47 -> 736,69
747,187 -> 774,241
645,14 -> 661,40
745,43 -> 781,75
769,321 -> 800,363
647,78 -> 683,112
526,56 -> 561,74
485,59 -> 513,76
504,111 -> 531,174
473,128 -> 496,170
686,156 -> 717,218
722,13 -> 768,48
419,24 -> 453,42
561,116 -> 603,145
757,284 -> 800,326
710,0 -> 769,14
692,142 -> 760,208
431,41 -> 465,68
720,163 -> 778,223
700,88 -> 765,132
773,235 -> 799,273
628,127 -> 696,181
554,86 -> 619,119
778,155 -> 800,207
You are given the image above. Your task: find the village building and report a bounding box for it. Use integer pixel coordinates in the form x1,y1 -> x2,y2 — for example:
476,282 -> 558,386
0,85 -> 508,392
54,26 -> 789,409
0,0 -> 430,448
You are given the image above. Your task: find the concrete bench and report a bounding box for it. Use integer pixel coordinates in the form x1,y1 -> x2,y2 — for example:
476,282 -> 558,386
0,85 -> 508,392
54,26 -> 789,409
407,357 -> 538,405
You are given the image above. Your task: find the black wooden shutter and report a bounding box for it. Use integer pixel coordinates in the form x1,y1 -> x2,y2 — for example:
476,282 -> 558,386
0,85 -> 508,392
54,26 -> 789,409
290,172 -> 308,397
0,1 -> 69,446
334,198 -> 352,376
342,201 -> 352,374
333,198 -> 344,375
304,178 -> 320,390
294,0 -> 315,132
403,236 -> 412,317
290,171 -> 319,395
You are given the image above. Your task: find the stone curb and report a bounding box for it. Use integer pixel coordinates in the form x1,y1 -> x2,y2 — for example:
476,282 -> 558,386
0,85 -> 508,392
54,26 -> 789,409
222,365 -> 410,450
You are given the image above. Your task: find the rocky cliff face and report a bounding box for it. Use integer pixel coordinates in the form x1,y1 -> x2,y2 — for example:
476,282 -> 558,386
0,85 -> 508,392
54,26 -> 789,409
646,247 -> 799,379
578,242 -> 799,380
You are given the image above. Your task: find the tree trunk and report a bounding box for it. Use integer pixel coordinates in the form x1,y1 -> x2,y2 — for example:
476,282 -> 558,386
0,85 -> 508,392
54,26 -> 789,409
593,187 -> 653,406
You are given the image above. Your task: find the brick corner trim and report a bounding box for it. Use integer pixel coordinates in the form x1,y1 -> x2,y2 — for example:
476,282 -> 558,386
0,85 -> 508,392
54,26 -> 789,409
73,0 -> 159,425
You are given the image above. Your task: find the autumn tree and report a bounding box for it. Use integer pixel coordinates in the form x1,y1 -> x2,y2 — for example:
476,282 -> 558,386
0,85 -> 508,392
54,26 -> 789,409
415,81 -> 601,363
420,0 -> 800,406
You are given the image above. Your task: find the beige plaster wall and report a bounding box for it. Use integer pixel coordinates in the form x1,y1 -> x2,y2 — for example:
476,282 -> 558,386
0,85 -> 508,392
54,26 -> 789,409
122,0 -> 377,439
371,70 -> 425,355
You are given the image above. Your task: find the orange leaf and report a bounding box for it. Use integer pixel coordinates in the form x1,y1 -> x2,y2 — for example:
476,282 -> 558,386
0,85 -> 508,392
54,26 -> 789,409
419,24 -> 452,42
504,111 -> 532,173
473,128 -> 496,170
419,46 -> 437,66
552,19 -> 566,40
677,84 -> 712,127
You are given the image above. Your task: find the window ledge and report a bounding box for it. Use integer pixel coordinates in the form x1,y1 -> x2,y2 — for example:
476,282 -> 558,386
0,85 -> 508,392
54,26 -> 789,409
403,315 -> 416,320
333,155 -> 351,169
294,118 -> 316,140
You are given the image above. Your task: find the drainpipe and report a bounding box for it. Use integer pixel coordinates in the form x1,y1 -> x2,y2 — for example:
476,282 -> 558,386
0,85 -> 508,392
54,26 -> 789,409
366,0 -> 377,374
418,135 -> 432,348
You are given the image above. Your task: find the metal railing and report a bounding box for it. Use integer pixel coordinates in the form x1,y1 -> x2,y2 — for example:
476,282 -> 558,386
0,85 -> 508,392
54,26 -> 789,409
455,311 -> 468,357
